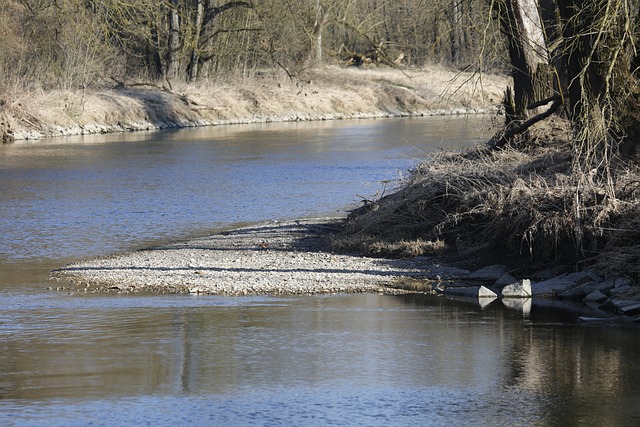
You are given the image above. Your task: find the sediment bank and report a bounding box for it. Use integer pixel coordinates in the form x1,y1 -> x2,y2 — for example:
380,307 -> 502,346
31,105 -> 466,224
51,217 -> 640,323
51,218 -> 437,295
1,65 -> 507,141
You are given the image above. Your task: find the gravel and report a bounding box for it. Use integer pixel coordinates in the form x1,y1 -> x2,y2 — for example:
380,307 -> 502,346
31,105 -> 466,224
51,218 -> 433,295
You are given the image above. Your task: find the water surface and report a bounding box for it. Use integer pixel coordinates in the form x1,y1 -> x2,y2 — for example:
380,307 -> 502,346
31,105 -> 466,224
1,116 -> 489,290
1,117 -> 639,426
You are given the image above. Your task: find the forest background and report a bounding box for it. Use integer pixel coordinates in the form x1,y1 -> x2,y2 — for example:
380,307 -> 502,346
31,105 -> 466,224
0,0 -> 503,90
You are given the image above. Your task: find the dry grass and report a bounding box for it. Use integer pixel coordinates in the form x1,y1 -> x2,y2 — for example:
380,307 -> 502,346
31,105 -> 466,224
1,65 -> 507,140
332,117 -> 640,279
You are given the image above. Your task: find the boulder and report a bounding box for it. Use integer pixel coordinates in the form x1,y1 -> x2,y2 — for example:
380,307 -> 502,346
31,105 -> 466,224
619,303 -> 640,316
614,277 -> 634,288
495,272 -> 518,287
564,270 -> 601,286
501,279 -> 532,298
584,290 -> 608,303
583,279 -> 615,295
559,282 -> 595,300
467,264 -> 507,281
610,299 -> 640,316
531,276 -> 577,296
610,285 -> 631,296
478,286 -> 499,299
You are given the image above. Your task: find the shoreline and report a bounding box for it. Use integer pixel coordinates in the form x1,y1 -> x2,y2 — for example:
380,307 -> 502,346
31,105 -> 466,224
1,65 -> 508,142
51,217 -> 640,323
10,107 -> 496,142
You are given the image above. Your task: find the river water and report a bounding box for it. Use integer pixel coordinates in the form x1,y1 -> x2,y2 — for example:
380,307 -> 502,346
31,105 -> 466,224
1,117 -> 639,426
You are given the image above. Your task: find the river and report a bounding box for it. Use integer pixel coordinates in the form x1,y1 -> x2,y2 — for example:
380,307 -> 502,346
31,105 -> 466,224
1,117 -> 639,426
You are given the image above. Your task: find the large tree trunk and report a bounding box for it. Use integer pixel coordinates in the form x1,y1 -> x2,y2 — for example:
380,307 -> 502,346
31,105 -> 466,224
500,0 -> 552,122
555,0 -> 640,162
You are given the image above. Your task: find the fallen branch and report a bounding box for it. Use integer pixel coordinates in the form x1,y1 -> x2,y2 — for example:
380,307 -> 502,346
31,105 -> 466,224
489,98 -> 562,149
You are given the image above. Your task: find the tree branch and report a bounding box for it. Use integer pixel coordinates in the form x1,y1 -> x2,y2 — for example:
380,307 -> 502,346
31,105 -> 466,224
490,98 -> 562,149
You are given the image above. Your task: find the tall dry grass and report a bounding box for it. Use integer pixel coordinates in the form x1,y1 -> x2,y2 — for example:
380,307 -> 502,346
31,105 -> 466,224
333,118 -> 640,278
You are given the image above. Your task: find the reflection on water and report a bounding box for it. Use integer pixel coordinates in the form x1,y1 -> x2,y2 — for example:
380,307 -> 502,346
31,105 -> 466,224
1,294 -> 639,426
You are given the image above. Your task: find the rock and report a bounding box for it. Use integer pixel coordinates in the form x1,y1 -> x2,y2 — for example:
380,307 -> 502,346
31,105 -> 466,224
619,303 -> 640,316
614,277 -> 634,288
531,276 -> 577,296
584,289 -> 608,303
443,285 -> 497,298
467,264 -> 507,281
501,279 -> 532,298
610,285 -> 631,295
559,282 -> 595,300
532,271 -> 609,297
494,272 -> 517,287
610,299 -> 640,316
583,279 -> 615,294
564,270 -> 601,286
478,286 -> 498,298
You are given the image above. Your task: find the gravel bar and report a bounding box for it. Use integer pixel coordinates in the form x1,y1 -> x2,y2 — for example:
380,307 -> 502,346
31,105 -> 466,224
51,218 -> 433,295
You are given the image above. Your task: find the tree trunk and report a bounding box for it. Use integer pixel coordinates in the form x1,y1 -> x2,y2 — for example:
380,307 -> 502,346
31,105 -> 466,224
500,0 -> 552,121
450,0 -> 462,66
188,0 -> 205,82
166,0 -> 181,81
312,0 -> 329,63
193,1 -> 252,78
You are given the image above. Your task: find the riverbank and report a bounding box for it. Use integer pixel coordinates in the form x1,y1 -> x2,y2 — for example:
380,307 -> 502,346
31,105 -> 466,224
331,117 -> 640,320
0,65 -> 507,141
50,218 -> 446,295
51,216 -> 640,322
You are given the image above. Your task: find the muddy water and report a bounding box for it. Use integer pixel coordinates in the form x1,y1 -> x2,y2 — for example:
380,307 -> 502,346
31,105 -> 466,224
1,117 -> 639,426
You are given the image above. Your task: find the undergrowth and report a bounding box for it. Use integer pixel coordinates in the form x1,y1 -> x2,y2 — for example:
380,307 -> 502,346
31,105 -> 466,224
332,119 -> 640,279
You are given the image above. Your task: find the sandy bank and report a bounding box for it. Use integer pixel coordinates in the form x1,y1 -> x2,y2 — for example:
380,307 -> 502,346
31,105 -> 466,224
51,218 -> 463,295
1,65 -> 507,141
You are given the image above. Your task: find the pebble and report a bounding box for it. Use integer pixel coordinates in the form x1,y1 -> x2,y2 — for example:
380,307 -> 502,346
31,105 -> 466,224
51,218 -> 430,295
